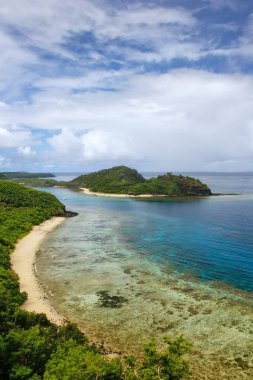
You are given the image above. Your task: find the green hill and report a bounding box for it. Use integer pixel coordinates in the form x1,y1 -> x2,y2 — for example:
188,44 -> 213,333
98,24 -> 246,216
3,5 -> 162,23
0,173 -> 7,180
131,173 -> 211,196
0,181 -> 65,248
0,180 -> 64,213
70,166 -> 211,196
8,166 -> 211,196
70,165 -> 146,193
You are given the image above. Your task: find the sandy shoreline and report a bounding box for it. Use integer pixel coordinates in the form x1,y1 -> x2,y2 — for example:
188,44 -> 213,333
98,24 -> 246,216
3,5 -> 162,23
11,217 -> 66,325
80,187 -> 154,198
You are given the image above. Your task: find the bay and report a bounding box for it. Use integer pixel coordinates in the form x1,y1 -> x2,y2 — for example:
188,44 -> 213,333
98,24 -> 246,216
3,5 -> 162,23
36,173 -> 253,379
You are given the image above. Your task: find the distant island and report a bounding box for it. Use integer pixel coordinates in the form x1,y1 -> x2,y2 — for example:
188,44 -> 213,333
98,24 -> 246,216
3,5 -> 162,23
0,171 -> 55,179
70,166 -> 212,197
1,166 -> 212,197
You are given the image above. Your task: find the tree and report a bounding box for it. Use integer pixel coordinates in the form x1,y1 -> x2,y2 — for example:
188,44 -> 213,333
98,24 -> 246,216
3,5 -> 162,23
43,339 -> 122,380
124,336 -> 192,380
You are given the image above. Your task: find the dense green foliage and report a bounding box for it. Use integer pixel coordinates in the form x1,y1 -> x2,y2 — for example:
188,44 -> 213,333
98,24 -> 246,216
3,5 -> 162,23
70,166 -> 211,196
124,336 -> 192,379
131,174 -> 211,196
43,336 -> 192,380
0,181 -> 64,215
8,167 -> 211,197
0,173 -> 7,180
0,181 -> 192,379
1,172 -> 55,179
0,181 -> 65,250
70,166 -> 146,193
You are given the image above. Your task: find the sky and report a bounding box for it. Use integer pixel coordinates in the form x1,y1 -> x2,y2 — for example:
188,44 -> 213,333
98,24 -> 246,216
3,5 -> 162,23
0,0 -> 253,172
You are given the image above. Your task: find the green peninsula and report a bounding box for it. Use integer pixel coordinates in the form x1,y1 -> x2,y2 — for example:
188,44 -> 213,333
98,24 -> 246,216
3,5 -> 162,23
70,166 -> 212,196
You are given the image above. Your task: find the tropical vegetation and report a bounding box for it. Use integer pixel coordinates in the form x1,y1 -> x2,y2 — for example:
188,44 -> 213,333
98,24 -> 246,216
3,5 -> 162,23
70,166 -> 211,196
1,167 -> 211,197
0,180 -> 192,379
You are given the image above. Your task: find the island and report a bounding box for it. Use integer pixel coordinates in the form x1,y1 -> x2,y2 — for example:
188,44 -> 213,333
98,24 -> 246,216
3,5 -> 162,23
1,166 -> 212,197
0,171 -> 55,179
0,173 -> 7,180
0,172 -> 65,188
69,166 -> 212,197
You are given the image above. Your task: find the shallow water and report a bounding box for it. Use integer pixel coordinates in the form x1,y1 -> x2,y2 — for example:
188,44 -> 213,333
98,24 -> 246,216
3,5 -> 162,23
36,175 -> 253,379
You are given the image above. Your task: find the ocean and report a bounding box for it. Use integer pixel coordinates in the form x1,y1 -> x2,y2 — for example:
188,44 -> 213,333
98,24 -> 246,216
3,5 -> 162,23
36,172 -> 253,378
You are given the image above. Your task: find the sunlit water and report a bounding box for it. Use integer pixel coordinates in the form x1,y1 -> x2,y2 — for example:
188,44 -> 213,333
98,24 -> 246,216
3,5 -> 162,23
36,173 -> 253,379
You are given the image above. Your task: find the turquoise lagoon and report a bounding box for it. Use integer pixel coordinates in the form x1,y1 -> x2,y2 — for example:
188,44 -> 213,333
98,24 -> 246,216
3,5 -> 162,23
36,174 -> 253,379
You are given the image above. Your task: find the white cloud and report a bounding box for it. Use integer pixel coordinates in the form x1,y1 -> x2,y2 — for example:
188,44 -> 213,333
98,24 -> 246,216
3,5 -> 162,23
47,129 -> 84,167
0,29 -> 38,99
206,0 -> 241,11
0,0 -> 201,74
49,129 -> 82,154
208,13 -> 253,61
96,5 -> 196,42
0,1 -> 196,45
0,0 -> 251,83
236,13 -> 253,59
0,125 -> 32,148
82,130 -> 138,161
18,146 -> 36,156
1,69 -> 252,170
47,127 -> 138,166
0,155 -> 10,168
0,0 -> 250,104
0,101 -> 9,109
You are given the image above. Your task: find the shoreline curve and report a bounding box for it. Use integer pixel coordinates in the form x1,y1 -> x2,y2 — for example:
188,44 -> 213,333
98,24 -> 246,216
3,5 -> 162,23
11,217 -> 66,325
81,187 -> 154,198
80,187 -> 214,199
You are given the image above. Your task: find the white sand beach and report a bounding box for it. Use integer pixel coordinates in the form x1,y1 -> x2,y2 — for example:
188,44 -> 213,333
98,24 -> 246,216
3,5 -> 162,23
81,187 -> 154,198
11,217 -> 66,325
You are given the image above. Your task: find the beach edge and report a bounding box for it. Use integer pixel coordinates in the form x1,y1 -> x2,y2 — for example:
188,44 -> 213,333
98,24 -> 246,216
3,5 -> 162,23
11,216 -> 66,325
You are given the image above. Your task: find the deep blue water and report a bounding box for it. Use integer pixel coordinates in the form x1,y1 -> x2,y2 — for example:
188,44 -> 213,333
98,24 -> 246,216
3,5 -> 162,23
40,173 -> 253,293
